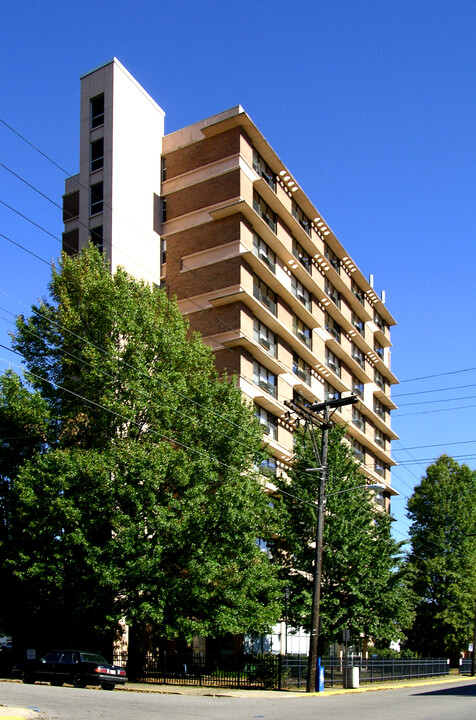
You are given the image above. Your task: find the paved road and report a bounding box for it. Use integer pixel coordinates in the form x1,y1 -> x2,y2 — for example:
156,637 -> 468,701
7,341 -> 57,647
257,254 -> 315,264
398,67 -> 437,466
1,679 -> 476,720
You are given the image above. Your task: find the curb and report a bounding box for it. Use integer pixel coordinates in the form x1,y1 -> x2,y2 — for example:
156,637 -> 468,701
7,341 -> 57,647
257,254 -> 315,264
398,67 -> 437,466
0,709 -> 37,719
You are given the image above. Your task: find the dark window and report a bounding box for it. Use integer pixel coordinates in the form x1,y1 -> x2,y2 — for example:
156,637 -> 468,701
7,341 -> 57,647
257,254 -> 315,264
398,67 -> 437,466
63,190 -> 79,222
325,278 -> 340,309
351,281 -> 365,306
162,197 -> 167,223
90,94 -> 104,129
90,138 -> 104,172
90,225 -> 103,252
253,275 -> 277,315
253,318 -> 277,357
353,378 -> 364,398
253,233 -> 276,272
291,275 -> 311,311
292,238 -> 311,273
352,343 -> 365,369
326,348 -> 341,377
253,361 -> 277,398
353,439 -> 365,462
374,369 -> 387,392
293,354 -> 311,386
325,381 -> 341,402
161,156 -> 167,182
351,311 -> 365,337
291,200 -> 311,236
374,339 -> 384,360
293,315 -> 312,348
374,397 -> 387,421
253,190 -> 276,232
90,181 -> 103,216
255,404 -> 278,440
375,458 -> 388,479
161,238 -> 166,265
62,229 -> 79,256
375,428 -> 387,449
352,407 -> 365,431
253,149 -> 276,191
325,312 -> 341,343
374,310 -> 387,333
324,244 -> 340,274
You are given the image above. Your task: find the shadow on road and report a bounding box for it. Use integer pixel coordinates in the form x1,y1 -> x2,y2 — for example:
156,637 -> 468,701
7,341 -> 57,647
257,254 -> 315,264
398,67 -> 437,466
413,682 -> 476,698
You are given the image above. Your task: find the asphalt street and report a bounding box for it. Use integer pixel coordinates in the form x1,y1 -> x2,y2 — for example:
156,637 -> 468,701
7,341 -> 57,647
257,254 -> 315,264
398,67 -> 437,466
1,678 -> 476,720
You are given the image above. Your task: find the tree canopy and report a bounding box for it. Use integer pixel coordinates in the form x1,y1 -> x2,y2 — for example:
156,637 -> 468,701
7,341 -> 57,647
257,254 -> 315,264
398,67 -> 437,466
1,245 -> 282,648
274,424 -> 413,649
406,454 -> 476,658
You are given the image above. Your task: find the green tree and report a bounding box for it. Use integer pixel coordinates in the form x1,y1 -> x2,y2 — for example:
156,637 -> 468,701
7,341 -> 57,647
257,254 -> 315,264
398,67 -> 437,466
4,245 -> 282,647
0,371 -> 49,635
274,425 -> 413,649
406,455 -> 476,658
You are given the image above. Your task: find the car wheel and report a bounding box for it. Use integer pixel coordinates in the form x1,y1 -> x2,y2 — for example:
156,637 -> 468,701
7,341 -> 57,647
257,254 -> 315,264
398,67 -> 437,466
22,671 -> 35,684
73,673 -> 87,688
101,682 -> 115,691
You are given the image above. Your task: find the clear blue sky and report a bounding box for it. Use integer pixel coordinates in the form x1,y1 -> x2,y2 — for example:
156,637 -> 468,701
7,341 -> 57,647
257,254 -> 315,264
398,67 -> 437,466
1,0 -> 475,543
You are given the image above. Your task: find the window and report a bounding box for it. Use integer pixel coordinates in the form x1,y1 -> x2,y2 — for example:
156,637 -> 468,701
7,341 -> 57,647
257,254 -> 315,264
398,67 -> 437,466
253,360 -> 277,398
253,190 -> 276,232
373,397 -> 387,421
291,275 -> 311,311
255,404 -> 278,440
374,310 -> 387,333
374,369 -> 387,392
162,197 -> 167,223
325,278 -> 340,309
324,244 -> 340,274
160,238 -> 166,265
161,156 -> 167,182
352,377 -> 364,399
63,190 -> 79,221
90,181 -> 103,215
375,428 -> 387,449
351,281 -> 365,305
259,457 -> 277,478
253,149 -> 276,191
326,348 -> 341,377
351,311 -> 365,337
253,275 -> 277,315
293,315 -> 312,348
292,237 -> 311,273
375,458 -> 388,479
89,225 -> 103,252
90,94 -> 104,129
253,318 -> 277,357
62,229 -> 79,256
293,354 -> 311,386
325,381 -> 341,402
253,233 -> 276,273
351,343 -> 365,369
90,138 -> 104,172
292,200 -> 311,235
374,339 -> 384,360
325,312 -> 341,343
353,439 -> 365,462
352,407 -> 365,431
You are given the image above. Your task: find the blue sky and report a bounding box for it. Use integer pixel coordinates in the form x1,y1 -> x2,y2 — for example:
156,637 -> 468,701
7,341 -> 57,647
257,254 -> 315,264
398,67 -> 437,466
1,0 -> 475,543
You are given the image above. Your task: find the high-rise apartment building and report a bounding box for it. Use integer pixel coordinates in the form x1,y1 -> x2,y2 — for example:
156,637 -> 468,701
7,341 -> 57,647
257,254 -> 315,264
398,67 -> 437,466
63,58 -> 398,513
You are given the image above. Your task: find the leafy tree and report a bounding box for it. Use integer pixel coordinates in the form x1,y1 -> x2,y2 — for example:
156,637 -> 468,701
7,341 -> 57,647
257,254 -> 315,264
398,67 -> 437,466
3,245 -> 282,648
274,424 -> 413,649
406,455 -> 476,658
0,371 -> 49,635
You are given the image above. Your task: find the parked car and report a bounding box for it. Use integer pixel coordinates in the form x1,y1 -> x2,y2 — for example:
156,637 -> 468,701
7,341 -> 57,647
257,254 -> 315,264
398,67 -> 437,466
18,649 -> 127,690
0,644 -> 14,678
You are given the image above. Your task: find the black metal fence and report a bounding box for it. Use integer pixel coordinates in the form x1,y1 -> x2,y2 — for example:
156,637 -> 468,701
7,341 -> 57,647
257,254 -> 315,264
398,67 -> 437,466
113,652 -> 282,689
459,658 -> 473,674
113,651 -> 450,690
281,655 -> 450,689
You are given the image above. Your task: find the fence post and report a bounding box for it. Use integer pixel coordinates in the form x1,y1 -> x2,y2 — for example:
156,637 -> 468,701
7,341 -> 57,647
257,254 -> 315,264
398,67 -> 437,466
278,654 -> 282,691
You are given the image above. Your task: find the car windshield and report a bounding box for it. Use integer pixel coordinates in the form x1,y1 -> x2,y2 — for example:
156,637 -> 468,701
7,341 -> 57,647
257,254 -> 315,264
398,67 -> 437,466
79,652 -> 108,665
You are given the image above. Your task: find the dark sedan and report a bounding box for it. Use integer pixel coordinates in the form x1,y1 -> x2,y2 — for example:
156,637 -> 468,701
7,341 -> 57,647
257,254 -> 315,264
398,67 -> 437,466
19,649 -> 127,690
